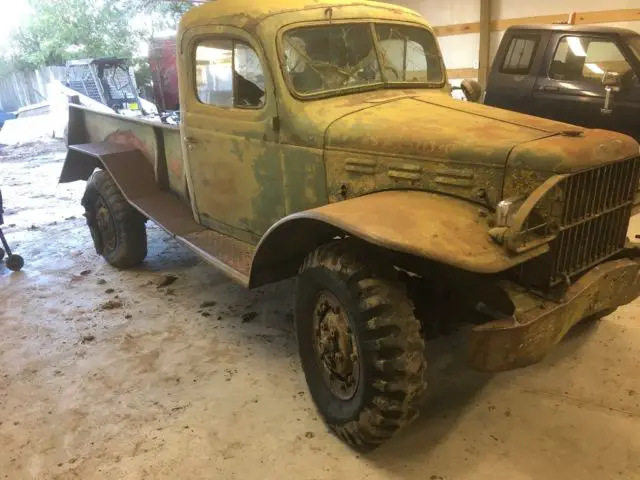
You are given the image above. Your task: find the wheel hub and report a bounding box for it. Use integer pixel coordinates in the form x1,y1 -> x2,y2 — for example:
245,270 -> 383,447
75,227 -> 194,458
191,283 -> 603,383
95,197 -> 116,252
312,291 -> 360,400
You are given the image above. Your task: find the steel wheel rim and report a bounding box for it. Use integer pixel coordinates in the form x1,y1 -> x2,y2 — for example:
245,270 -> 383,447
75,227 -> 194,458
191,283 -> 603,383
312,291 -> 360,400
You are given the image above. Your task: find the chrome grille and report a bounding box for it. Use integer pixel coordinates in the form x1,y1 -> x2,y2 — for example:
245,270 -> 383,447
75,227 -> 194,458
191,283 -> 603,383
549,156 -> 640,285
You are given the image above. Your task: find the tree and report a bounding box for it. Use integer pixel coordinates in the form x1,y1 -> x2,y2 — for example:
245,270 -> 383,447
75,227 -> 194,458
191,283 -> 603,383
8,0 -> 194,71
131,0 -> 193,36
11,0 -> 137,70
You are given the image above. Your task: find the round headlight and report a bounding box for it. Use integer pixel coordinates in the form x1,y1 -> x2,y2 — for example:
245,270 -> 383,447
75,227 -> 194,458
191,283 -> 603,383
495,196 -> 526,227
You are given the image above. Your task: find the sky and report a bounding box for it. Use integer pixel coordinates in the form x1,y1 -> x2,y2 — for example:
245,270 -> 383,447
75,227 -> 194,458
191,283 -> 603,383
0,0 -> 31,50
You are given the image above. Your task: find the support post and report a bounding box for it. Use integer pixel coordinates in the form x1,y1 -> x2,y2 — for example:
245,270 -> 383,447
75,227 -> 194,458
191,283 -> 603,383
478,0 -> 491,91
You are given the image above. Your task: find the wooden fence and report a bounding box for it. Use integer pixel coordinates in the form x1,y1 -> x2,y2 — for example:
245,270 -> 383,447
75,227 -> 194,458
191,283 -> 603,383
0,66 -> 65,112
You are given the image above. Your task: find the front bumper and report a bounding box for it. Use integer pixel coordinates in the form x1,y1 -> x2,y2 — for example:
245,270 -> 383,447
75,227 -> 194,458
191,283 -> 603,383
468,255 -> 640,372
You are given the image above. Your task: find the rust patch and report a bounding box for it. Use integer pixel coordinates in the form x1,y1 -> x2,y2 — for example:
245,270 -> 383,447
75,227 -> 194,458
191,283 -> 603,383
469,257 -> 640,371
105,130 -> 152,161
179,229 -> 256,282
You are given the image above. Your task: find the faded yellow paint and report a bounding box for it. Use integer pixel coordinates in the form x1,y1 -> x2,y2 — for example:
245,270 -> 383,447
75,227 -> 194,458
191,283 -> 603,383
179,0 -> 424,32
282,189 -> 550,273
164,129 -> 189,201
84,112 -> 157,164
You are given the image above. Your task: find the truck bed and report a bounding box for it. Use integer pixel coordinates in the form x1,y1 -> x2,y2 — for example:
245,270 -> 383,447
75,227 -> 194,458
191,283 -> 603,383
66,104 -> 188,202
63,105 -> 256,285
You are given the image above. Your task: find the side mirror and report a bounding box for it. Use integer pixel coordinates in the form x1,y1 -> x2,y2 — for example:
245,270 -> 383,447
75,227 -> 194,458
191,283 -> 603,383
461,79 -> 483,103
601,71 -> 621,115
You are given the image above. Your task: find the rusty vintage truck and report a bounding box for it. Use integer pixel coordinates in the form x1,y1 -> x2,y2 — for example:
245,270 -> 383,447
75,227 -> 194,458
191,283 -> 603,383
60,0 -> 640,451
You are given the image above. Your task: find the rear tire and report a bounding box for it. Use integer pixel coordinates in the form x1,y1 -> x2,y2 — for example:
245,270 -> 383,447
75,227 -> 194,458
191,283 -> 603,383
295,240 -> 426,452
82,170 -> 147,268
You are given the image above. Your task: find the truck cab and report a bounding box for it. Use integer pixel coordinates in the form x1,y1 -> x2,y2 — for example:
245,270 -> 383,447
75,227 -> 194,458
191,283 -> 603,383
485,24 -> 640,141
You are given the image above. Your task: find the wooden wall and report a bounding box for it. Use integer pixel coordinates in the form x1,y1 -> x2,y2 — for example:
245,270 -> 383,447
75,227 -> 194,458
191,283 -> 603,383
393,0 -> 640,81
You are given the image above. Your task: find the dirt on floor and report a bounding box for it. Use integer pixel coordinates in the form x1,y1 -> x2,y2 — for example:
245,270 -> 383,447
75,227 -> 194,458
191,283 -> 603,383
1,139 -> 640,480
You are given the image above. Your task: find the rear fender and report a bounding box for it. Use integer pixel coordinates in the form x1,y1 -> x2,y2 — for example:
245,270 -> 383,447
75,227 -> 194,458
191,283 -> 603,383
249,190 -> 549,288
60,142 -> 159,200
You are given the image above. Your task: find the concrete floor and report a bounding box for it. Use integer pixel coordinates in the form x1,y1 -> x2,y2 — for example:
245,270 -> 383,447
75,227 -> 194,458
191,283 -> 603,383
1,140 -> 640,480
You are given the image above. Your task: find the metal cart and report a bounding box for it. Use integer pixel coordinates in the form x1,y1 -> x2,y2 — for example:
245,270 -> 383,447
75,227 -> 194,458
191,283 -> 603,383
0,188 -> 24,271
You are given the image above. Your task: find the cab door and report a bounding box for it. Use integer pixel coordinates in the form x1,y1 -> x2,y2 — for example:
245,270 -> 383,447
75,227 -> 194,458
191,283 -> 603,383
611,40 -> 640,141
533,34 -> 638,133
180,25 -> 284,240
484,30 -> 550,114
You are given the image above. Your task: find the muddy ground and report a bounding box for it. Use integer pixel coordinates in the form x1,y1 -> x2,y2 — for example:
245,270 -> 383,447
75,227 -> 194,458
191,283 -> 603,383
1,139 -> 640,480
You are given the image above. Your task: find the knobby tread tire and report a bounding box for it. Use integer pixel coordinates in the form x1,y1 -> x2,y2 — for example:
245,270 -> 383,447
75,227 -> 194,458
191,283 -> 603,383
296,239 -> 426,452
83,170 -> 147,268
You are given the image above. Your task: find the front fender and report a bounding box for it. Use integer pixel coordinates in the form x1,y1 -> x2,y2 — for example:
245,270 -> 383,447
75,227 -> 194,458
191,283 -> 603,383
249,190 -> 549,287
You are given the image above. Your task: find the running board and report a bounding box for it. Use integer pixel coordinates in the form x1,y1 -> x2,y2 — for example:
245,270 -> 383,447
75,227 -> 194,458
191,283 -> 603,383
178,230 -> 255,286
68,142 -> 254,286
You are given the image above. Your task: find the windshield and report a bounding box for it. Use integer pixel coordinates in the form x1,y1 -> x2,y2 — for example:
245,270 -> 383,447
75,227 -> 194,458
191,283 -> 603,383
282,23 -> 444,96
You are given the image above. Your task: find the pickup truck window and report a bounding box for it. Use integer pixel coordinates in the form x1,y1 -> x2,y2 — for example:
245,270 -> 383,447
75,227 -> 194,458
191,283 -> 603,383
629,37 -> 640,62
195,39 -> 265,108
550,36 -> 632,84
282,23 -> 443,97
501,36 -> 539,74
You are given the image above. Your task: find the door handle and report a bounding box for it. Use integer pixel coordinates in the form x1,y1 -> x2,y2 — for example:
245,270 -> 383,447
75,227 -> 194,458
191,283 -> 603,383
540,85 -> 560,92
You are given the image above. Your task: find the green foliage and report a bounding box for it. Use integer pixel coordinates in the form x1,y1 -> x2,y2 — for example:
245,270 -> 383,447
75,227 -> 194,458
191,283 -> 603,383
0,56 -> 15,77
133,56 -> 152,89
7,0 -> 193,73
11,0 -> 137,70
133,0 -> 193,35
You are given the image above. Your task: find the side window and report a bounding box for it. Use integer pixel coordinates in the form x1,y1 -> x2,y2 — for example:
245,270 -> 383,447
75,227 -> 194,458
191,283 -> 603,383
549,36 -> 632,83
233,44 -> 266,107
195,40 -> 233,107
194,39 -> 265,108
501,36 -> 539,74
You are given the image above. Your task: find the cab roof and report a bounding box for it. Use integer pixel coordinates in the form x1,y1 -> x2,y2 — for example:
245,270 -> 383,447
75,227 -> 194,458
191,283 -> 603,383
180,0 -> 421,31
507,24 -> 639,37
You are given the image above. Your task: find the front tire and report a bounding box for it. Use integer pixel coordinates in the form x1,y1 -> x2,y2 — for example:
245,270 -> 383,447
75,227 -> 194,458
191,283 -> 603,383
295,240 -> 426,451
83,170 -> 147,268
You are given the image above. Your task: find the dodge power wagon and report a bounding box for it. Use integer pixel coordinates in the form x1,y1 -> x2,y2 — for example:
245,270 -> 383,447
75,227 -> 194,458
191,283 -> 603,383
60,0 -> 640,451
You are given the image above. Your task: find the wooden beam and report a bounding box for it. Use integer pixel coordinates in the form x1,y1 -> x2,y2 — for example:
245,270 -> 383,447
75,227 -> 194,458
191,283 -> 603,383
575,8 -> 640,24
432,22 -> 479,37
492,14 -> 567,32
447,68 -> 479,79
432,7 -> 640,37
478,0 -> 491,89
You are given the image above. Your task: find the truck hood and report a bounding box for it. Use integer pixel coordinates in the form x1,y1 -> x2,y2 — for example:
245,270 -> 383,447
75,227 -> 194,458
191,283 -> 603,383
325,92 -> 638,171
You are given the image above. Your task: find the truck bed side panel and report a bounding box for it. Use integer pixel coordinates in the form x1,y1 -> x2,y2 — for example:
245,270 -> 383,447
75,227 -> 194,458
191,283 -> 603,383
69,105 -> 188,201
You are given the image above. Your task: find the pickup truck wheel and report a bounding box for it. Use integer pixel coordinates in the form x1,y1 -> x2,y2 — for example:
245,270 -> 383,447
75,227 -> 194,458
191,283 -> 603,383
295,241 -> 426,452
83,170 -> 147,268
